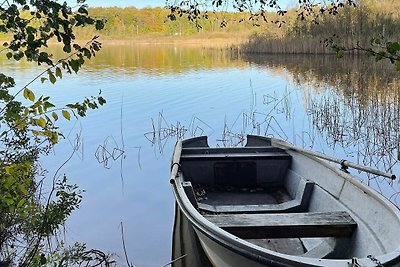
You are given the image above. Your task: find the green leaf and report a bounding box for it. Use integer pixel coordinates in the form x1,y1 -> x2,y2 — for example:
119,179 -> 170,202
82,48 -> 91,59
98,96 -> 106,105
63,44 -> 72,53
40,77 -> 47,83
18,184 -> 28,195
16,120 -> 27,130
387,42 -> 400,55
23,88 -> 35,102
55,67 -> 62,79
62,110 -> 71,120
395,60 -> 400,72
17,198 -> 26,208
50,132 -> 59,144
95,20 -> 105,30
44,101 -> 55,110
4,198 -> 14,206
52,112 -> 58,121
78,6 -> 88,15
70,59 -> 79,73
48,70 -> 56,84
337,49 -> 344,58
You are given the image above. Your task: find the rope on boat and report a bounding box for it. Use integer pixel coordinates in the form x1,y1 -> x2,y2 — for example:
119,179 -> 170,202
271,138 -> 396,181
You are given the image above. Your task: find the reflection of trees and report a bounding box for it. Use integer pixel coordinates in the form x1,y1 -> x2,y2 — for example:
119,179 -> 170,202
1,44 -> 248,75
309,94 -> 399,169
243,54 -> 400,103
244,53 -> 400,175
83,45 -> 247,74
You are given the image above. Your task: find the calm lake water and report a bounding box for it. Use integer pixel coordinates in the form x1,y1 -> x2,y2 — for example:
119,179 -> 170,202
3,43 -> 400,267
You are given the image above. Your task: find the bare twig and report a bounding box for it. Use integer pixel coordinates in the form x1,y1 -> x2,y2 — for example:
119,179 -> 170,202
162,254 -> 187,267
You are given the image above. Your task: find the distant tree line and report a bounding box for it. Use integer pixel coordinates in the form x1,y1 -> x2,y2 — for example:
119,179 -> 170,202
72,7 -> 280,39
243,0 -> 400,54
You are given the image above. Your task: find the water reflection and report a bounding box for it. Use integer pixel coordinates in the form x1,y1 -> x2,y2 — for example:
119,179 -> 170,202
242,54 -> 400,190
20,43 -> 246,76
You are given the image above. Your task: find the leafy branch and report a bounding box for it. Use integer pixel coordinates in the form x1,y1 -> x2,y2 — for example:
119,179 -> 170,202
0,1 -> 112,266
325,36 -> 400,71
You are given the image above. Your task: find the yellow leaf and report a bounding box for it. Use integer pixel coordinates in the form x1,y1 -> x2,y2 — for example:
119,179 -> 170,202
50,132 -> 59,144
37,117 -> 46,128
23,88 -> 35,102
16,120 -> 27,130
62,110 -> 71,120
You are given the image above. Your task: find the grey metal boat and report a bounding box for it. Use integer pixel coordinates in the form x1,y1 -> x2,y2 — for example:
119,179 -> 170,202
170,135 -> 400,267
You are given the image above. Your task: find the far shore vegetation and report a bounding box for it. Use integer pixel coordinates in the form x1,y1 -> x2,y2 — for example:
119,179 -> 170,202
40,0 -> 399,54
1,1 -> 398,51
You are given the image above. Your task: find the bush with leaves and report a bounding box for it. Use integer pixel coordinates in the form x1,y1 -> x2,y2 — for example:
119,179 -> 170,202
0,1 -> 113,266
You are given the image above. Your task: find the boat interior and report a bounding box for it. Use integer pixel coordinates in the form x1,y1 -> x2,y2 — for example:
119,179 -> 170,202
178,138 -> 359,259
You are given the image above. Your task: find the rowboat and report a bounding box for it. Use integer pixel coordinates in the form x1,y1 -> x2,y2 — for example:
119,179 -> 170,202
170,135 -> 400,267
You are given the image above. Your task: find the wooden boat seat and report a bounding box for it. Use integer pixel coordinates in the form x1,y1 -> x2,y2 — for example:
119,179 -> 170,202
196,179 -> 314,213
181,146 -> 290,159
204,211 -> 357,239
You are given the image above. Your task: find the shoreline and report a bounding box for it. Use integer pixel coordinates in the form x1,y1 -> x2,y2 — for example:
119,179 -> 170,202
71,33 -> 249,48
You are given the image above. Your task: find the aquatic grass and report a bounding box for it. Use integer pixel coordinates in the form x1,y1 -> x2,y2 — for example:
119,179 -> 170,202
144,80 -> 400,206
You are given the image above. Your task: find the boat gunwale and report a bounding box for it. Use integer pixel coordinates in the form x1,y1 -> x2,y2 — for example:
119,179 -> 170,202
170,136 -> 400,267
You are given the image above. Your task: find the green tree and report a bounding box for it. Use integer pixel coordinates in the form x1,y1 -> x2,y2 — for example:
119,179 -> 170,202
0,0 -> 112,266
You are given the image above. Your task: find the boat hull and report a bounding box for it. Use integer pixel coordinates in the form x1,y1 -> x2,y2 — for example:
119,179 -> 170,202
170,135 -> 400,267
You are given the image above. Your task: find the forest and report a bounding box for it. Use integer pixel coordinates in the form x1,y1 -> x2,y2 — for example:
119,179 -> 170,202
70,0 -> 400,55
73,7 -> 265,40
243,0 -> 400,54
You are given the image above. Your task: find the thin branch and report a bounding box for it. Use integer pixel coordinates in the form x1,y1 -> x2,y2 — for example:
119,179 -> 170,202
162,254 -> 187,267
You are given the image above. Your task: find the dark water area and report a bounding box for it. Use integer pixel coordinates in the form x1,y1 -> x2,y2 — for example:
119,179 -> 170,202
2,44 -> 400,266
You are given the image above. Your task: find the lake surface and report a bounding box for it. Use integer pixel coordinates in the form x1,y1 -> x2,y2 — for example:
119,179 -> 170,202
3,43 -> 400,267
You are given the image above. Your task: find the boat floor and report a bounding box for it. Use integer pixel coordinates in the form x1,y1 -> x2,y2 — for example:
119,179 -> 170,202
196,186 -> 292,207
194,184 -> 348,258
195,185 -> 308,256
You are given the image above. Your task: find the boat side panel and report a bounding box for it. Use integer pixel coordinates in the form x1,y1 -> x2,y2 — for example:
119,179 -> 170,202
308,185 -> 384,258
287,152 -> 345,198
194,229 -> 287,267
339,180 -> 400,253
172,203 -> 213,267
181,158 -> 291,186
